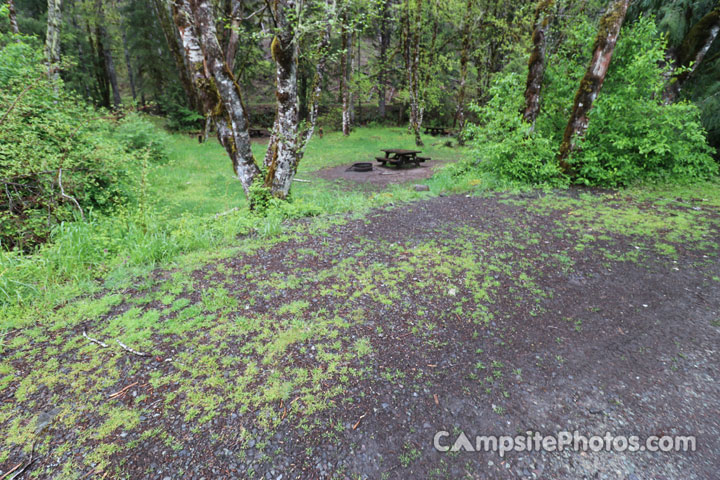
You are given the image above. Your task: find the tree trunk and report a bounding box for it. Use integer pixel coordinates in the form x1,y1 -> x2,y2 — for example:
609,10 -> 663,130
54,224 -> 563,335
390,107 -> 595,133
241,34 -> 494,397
88,21 -> 110,107
263,0 -> 300,198
8,0 -> 20,35
152,0 -> 200,112
224,0 -> 241,70
97,0 -> 121,109
557,0 -> 629,173
522,0 -> 554,130
340,16 -> 351,136
453,0 -> 473,141
298,15 -> 331,158
354,30 -> 360,125
172,0 -> 259,195
663,6 -> 720,104
44,0 -> 63,82
377,0 -> 392,119
121,31 -> 137,101
408,0 -> 423,146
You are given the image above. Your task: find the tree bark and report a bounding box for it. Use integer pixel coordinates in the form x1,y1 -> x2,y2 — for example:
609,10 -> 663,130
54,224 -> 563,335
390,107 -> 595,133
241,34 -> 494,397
298,4 -> 332,159
377,0 -> 392,119
8,0 -> 20,35
263,0 -> 300,198
663,6 -> 720,104
408,0 -> 423,146
44,0 -> 63,82
224,0 -> 241,71
97,0 -> 121,108
88,21 -> 110,107
522,0 -> 554,130
340,14 -> 351,136
453,0 -> 473,141
152,0 -> 200,112
172,0 -> 259,195
121,31 -> 137,101
557,0 -> 629,173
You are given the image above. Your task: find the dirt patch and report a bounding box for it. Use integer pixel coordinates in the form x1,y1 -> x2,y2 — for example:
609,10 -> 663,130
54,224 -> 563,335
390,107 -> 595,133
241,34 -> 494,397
313,159 -> 447,187
2,192 -> 719,479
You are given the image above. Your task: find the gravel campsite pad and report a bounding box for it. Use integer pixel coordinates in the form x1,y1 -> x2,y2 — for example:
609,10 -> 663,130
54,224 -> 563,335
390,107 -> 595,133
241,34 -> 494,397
2,189 -> 719,479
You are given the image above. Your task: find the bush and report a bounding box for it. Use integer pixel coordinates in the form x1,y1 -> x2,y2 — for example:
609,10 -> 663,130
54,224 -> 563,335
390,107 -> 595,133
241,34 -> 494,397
0,38 -> 138,250
466,16 -> 717,187
114,113 -> 170,163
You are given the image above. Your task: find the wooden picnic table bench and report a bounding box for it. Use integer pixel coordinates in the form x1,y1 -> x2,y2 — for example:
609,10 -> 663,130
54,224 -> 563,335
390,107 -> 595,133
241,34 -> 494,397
376,149 -> 429,168
423,126 -> 450,136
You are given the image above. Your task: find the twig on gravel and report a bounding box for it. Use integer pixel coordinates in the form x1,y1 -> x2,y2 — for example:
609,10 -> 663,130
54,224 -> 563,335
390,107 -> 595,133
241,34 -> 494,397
5,439 -> 37,480
83,330 -> 108,348
352,412 -> 367,430
7,459 -> 35,480
108,381 -> 139,399
115,340 -> 149,357
0,462 -> 22,480
433,394 -> 439,406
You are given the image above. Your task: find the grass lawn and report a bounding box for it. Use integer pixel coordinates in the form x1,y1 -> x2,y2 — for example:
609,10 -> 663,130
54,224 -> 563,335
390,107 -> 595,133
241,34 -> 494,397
152,126 -> 459,218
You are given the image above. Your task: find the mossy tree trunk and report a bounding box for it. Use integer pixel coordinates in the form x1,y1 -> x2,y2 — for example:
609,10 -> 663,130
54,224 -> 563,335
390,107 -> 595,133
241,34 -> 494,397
224,0 -> 241,71
557,0 -> 629,173
97,0 -> 121,109
8,0 -> 20,35
151,0 -> 200,113
298,10 -> 332,158
377,0 -> 392,120
171,0 -> 259,195
663,6 -> 720,104
121,31 -> 137,101
44,0 -> 63,83
340,13 -> 352,136
522,0 -> 554,131
408,0 -> 423,146
263,0 -> 300,199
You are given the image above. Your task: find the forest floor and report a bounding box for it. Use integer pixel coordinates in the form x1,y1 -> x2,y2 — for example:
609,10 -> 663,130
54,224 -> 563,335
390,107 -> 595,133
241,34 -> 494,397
2,178 -> 719,479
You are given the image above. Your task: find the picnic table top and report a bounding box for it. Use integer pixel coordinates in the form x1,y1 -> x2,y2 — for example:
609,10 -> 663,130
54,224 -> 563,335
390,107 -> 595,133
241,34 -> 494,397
381,149 -> 422,155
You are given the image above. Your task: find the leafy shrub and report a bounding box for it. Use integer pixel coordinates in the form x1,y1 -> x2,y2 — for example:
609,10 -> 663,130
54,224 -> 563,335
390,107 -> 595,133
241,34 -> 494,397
464,74 -> 564,186
466,16 -> 717,187
0,38 -> 137,250
114,113 -> 170,163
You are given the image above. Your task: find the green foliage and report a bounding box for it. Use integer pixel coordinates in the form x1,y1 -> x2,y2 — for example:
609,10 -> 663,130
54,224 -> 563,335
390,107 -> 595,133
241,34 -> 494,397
466,16 -> 717,187
0,39 -> 138,250
464,74 -> 563,186
161,93 -> 205,131
114,113 -> 170,163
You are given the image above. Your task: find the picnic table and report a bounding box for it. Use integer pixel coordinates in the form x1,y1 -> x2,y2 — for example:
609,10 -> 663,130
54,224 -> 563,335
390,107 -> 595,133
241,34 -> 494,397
423,126 -> 450,136
375,149 -> 430,168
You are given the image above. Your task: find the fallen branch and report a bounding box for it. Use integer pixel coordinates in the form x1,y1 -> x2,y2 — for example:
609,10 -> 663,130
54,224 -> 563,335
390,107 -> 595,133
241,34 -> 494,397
108,381 -> 139,399
7,459 -> 35,480
292,178 -> 311,183
5,440 -> 36,480
83,330 -> 108,348
0,462 -> 22,480
115,340 -> 149,357
58,168 -> 85,220
352,412 -> 367,430
214,207 -> 238,219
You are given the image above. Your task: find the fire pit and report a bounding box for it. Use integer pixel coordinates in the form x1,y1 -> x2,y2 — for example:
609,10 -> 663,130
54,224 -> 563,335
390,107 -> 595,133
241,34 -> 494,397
347,162 -> 373,172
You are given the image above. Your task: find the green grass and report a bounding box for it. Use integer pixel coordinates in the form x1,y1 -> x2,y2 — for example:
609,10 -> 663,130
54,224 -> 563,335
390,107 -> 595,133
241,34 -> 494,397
0,126 -> 462,312
151,126 -> 458,218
